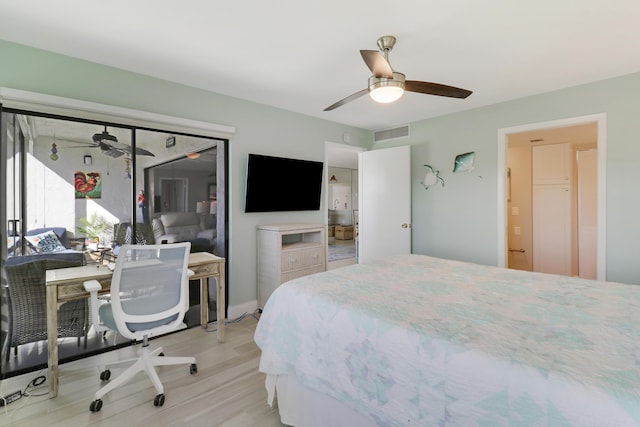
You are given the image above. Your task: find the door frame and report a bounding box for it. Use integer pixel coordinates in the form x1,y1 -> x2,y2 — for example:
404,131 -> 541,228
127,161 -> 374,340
0,87 -> 234,338
324,141 -> 365,264
159,177 -> 189,212
497,113 -> 607,280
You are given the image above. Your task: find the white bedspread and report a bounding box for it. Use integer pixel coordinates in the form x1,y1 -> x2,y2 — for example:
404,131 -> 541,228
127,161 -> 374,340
255,254 -> 640,426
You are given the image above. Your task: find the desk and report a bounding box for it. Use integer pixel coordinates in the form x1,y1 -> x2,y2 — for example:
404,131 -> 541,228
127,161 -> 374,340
45,252 -> 225,398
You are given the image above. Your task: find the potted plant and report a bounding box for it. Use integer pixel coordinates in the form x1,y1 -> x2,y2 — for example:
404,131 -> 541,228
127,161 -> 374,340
76,213 -> 112,249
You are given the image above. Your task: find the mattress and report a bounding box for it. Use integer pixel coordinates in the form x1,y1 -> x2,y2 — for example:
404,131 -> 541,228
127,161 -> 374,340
254,254 -> 640,426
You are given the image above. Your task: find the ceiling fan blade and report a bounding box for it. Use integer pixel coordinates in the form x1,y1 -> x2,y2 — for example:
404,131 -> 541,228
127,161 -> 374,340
55,138 -> 100,148
61,144 -> 100,148
360,50 -> 393,78
324,89 -> 369,111
103,149 -> 124,158
133,146 -> 155,157
405,81 -> 472,99
109,141 -> 155,156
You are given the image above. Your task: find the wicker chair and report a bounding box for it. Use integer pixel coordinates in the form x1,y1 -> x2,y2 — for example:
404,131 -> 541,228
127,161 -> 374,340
4,256 -> 88,361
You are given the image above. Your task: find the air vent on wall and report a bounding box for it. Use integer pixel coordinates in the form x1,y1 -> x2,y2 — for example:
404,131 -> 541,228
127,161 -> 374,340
374,125 -> 410,142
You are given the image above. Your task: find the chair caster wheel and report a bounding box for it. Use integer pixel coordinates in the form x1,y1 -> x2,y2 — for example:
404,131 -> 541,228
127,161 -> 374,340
90,399 -> 103,412
154,393 -> 165,407
190,363 -> 197,374
99,369 -> 111,381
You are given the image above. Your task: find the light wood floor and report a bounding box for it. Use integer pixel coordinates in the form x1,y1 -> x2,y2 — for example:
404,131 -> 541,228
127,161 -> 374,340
0,316 -> 286,427
327,238 -> 356,270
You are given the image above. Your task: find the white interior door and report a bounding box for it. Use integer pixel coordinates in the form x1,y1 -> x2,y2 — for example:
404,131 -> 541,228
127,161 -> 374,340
532,184 -> 570,275
577,149 -> 598,279
358,145 -> 411,263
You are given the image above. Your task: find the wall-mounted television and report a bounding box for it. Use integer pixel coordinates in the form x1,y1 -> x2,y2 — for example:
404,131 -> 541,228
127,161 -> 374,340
245,154 -> 324,212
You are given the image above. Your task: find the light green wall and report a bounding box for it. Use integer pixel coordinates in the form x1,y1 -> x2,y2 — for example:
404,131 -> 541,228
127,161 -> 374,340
376,72 -> 640,285
0,39 -> 371,308
3,38 -> 640,295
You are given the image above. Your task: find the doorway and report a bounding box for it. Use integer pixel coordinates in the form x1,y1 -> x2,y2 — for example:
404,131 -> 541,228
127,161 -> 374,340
159,178 -> 188,212
327,166 -> 357,268
325,142 -> 364,270
497,114 -> 606,280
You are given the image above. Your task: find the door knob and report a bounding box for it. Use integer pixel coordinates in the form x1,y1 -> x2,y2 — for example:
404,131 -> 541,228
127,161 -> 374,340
402,223 -> 410,228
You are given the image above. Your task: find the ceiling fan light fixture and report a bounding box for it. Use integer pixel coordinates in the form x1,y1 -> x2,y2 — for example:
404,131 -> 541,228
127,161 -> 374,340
370,86 -> 404,103
368,72 -> 406,104
324,35 -> 472,111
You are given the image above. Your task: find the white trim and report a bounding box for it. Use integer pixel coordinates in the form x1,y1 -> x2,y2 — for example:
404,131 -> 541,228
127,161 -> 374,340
325,141 -> 366,266
0,87 -> 236,139
497,113 -> 607,280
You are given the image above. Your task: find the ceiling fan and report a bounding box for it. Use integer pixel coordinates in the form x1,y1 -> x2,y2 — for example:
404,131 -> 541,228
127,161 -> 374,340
90,126 -> 155,158
324,35 -> 473,111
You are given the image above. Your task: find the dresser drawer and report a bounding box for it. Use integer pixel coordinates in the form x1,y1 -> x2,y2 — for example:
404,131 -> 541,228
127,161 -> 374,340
282,265 -> 325,283
281,246 -> 323,271
257,224 -> 326,309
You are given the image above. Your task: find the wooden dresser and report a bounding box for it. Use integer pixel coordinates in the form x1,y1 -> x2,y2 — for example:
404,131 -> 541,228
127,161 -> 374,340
257,223 -> 325,308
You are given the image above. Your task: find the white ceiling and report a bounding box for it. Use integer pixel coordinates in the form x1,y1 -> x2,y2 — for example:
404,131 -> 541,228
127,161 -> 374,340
1,1 -> 639,131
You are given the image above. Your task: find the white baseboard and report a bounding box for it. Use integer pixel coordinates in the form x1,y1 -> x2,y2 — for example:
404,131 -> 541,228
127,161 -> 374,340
228,300 -> 258,320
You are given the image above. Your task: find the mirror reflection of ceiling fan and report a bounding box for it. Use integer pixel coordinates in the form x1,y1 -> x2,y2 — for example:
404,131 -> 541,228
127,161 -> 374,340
65,126 -> 155,158
324,35 -> 473,111
91,126 -> 155,158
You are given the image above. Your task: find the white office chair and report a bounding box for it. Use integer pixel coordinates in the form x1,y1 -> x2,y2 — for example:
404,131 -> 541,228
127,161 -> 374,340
83,242 -> 196,412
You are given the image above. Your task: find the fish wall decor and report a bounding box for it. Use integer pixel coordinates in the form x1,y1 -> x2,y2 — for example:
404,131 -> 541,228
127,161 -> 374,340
453,151 -> 475,173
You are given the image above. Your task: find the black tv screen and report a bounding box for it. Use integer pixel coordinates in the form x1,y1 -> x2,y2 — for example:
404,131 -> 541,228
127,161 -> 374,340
245,154 -> 324,212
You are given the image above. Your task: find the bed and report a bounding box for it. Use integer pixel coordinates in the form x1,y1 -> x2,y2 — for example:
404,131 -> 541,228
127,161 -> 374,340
254,254 -> 640,427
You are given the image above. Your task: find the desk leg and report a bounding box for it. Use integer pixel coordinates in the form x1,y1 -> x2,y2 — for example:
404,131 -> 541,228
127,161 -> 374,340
46,286 -> 59,398
217,262 -> 226,342
200,277 -> 208,329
